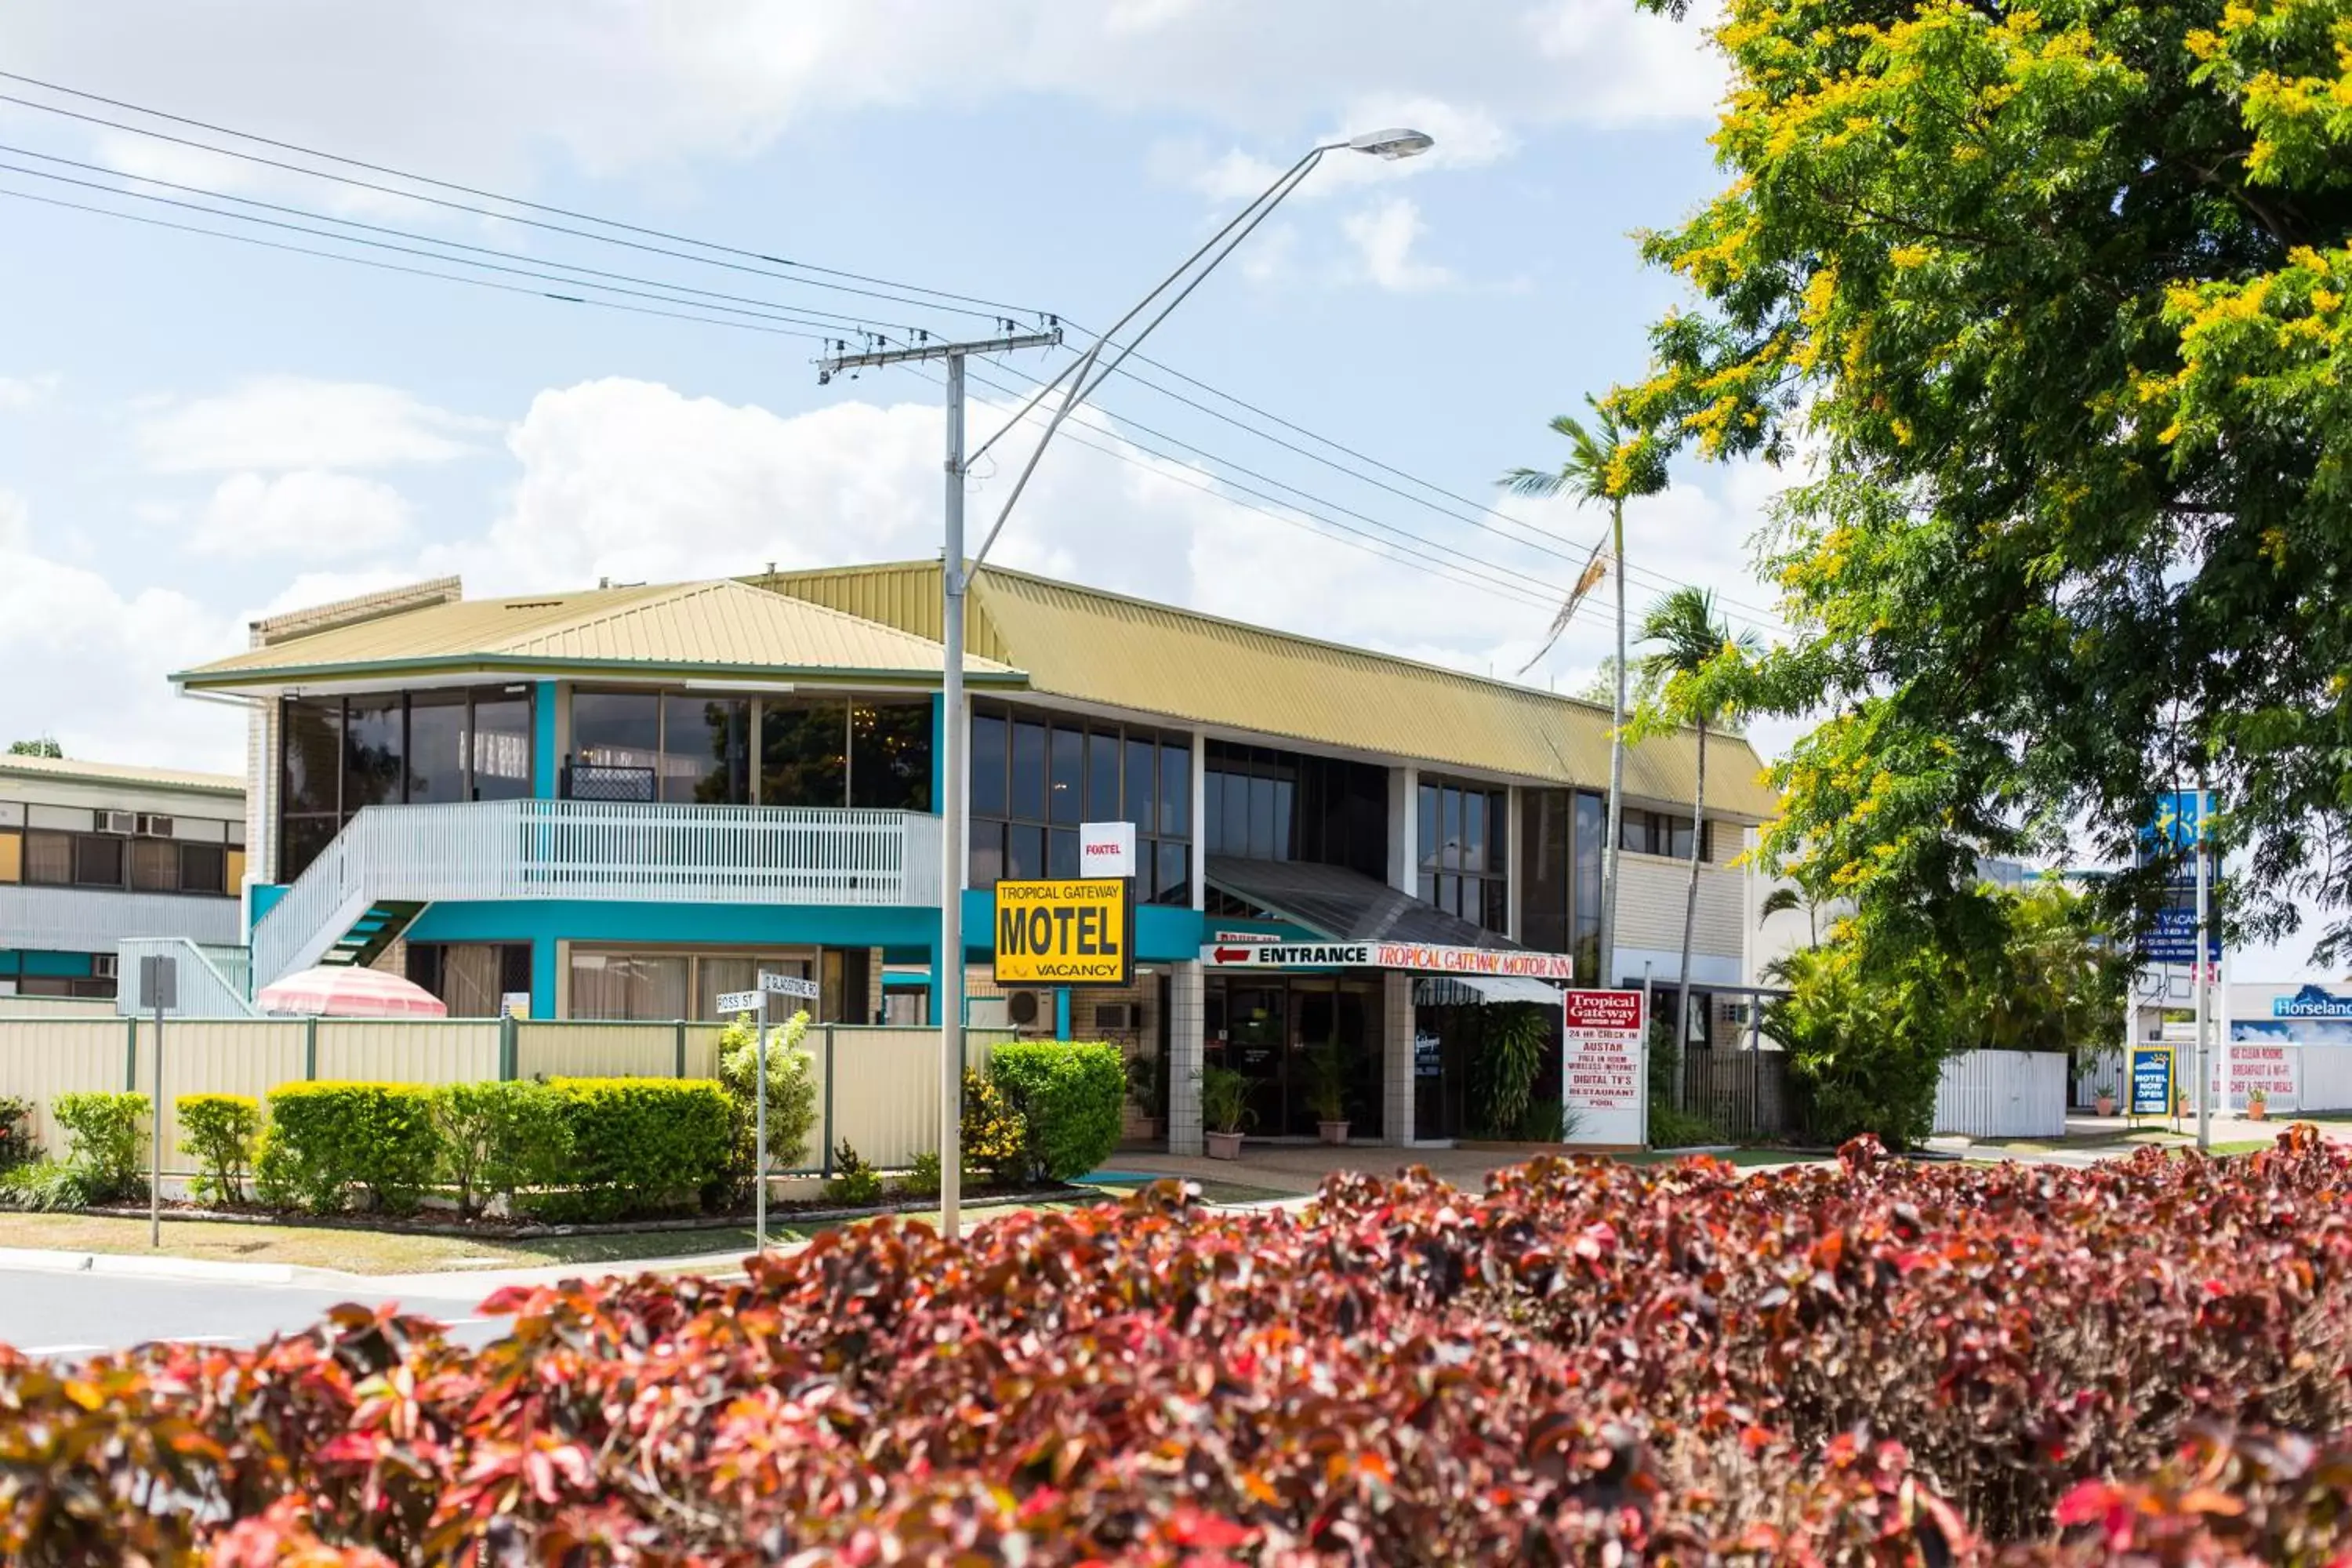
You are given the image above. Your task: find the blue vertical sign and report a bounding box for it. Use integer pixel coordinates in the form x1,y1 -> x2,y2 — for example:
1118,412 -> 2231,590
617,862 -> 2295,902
2129,1043 -> 2175,1117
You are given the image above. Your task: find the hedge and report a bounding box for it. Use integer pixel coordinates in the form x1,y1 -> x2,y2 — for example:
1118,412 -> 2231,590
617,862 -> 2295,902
529,1077 -> 731,1223
17,1127 -> 2352,1562
256,1082 -> 441,1215
988,1040 -> 1124,1181
51,1091 -> 148,1201
430,1080 -> 567,1220
175,1094 -> 259,1205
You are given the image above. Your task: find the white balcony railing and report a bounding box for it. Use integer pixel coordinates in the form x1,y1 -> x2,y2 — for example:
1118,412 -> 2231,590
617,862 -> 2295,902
252,800 -> 945,989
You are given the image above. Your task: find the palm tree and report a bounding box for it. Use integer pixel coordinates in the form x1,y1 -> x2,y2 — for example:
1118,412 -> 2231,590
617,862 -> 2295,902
1760,885 -> 1820,948
1636,586 -> 1762,1058
1503,396 -> 1661,989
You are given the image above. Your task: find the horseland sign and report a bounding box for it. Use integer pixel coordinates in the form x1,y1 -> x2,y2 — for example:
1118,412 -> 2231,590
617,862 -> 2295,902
1199,940 -> 1573,979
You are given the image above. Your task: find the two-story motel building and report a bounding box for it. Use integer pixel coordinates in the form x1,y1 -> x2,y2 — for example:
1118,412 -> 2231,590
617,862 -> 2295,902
172,562 -> 1775,1152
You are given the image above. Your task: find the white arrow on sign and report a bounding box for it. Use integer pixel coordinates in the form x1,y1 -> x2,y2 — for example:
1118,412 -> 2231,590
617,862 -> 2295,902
715,989 -> 762,1014
760,972 -> 822,1000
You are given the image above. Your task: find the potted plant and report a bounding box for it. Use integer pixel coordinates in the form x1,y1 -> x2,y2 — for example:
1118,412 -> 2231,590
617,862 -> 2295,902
1200,1065 -> 1255,1160
2248,1087 -> 2269,1121
1305,1039 -> 1351,1145
1127,1050 -> 1166,1142
2096,1087 -> 2117,1117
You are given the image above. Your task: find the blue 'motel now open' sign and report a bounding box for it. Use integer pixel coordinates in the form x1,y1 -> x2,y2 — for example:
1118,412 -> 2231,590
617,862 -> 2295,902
2129,1043 -> 2175,1117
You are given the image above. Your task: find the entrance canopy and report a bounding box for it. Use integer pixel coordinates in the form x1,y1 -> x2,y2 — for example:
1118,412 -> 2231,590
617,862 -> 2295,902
1204,856 -> 1515,949
1414,975 -> 1563,1008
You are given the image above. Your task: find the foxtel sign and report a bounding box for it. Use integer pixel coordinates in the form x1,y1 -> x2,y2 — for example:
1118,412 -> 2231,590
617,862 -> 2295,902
1199,940 -> 1573,980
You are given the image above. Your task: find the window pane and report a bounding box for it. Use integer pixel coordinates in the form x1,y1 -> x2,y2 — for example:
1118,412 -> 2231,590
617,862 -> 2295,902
697,957 -> 759,1022
572,691 -> 662,801
24,831 -> 70,885
971,710 -> 1007,818
1417,783 -> 1439,873
1487,793 -> 1508,873
1086,730 -> 1121,822
1123,736 -> 1156,835
75,835 -> 123,888
1247,775 -> 1276,859
969,820 -> 1005,890
1160,743 -> 1191,837
129,838 -> 179,891
758,697 -> 847,807
1010,720 -> 1047,821
344,699 -> 405,813
568,951 -> 630,1020
851,701 -> 932,811
1156,839 -> 1189,906
1463,790 -> 1486,874
1049,724 -> 1083,825
281,699 -> 341,816
1668,817 -> 1693,861
1574,791 -> 1604,934
1621,812 -> 1650,855
1436,873 -> 1457,916
442,946 -> 505,1017
1049,827 -> 1080,879
1007,823 -> 1044,882
281,816 -> 338,881
406,692 -> 468,805
470,694 -> 534,801
1218,771 -> 1247,856
1482,877 -> 1508,935
662,695 -> 750,804
180,841 -> 227,895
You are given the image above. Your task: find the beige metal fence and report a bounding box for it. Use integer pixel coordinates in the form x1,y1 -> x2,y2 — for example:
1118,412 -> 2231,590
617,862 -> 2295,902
0,1015 -> 1018,1175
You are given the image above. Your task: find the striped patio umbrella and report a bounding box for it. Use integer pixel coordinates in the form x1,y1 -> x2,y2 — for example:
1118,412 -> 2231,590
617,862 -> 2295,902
257,965 -> 448,1018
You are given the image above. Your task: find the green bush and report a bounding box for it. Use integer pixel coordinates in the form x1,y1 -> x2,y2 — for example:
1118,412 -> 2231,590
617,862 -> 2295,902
822,1142 -> 884,1207
898,1149 -> 942,1200
989,1041 -> 1126,1182
1647,1099 -> 1722,1151
433,1081 -> 568,1220
53,1091 -> 148,1202
959,1068 -> 1027,1188
716,1011 -> 820,1189
534,1078 -> 731,1223
0,1094 -> 34,1173
0,1159 -> 101,1212
1471,1006 -> 1548,1138
256,1083 -> 441,1215
176,1094 -> 259,1205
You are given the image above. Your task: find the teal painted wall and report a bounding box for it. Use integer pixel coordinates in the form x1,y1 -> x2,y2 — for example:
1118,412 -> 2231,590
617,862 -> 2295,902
5,950 -> 96,978
533,681 -> 561,799
249,883 -> 289,929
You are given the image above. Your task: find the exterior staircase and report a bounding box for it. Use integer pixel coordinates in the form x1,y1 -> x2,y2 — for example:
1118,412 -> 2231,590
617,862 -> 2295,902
316,900 -> 427,970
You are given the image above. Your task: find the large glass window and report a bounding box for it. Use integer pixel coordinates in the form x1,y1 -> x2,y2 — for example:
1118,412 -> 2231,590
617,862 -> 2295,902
1515,788 -> 1607,978
850,701 -> 932,811
566,947 -> 839,1022
1417,777 -> 1508,933
662,695 -> 750,804
1203,742 -> 1385,880
1621,808 -> 1712,862
969,702 -> 1191,902
570,691 -> 662,801
278,688 -> 539,879
757,696 -> 847,807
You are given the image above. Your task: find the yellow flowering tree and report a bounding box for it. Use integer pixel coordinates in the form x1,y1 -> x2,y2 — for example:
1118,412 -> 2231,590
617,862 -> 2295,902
1630,0 -> 2352,960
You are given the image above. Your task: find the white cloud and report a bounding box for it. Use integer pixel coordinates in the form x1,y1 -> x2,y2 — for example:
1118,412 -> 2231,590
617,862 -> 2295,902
1342,197 -> 1453,291
2,2 -> 1724,196
0,489 -> 244,772
191,470 -> 414,558
136,378 -> 495,473
0,374 -> 60,411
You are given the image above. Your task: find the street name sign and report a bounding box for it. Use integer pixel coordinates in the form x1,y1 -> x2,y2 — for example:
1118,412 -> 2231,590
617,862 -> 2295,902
715,989 -> 762,1014
760,971 -> 822,1000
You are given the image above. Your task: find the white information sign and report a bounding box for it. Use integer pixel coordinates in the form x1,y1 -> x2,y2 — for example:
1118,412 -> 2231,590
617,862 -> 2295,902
1560,989 -> 1645,1145
760,971 -> 822,1000
2209,1043 -> 2299,1112
1080,820 -> 1136,879
1197,939 -> 1574,980
715,989 -> 762,1014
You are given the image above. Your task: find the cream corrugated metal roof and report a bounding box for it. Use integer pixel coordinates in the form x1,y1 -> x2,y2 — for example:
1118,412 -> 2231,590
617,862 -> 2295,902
176,578 -> 1021,689
754,561 -> 1782,822
0,752 -> 243,797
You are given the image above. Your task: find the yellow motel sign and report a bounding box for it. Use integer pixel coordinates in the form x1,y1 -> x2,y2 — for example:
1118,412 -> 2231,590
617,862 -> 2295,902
993,877 -> 1133,987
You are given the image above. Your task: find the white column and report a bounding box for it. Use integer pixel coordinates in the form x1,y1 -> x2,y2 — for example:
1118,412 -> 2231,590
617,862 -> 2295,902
1384,969 -> 1415,1145
1388,764 -> 1419,895
1167,960 -> 1205,1155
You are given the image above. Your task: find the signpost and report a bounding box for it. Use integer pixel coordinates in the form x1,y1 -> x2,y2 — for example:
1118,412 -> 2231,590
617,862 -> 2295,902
719,971 -> 825,1255
1560,989 -> 1644,1145
139,953 -> 176,1249
2128,1042 -> 2175,1121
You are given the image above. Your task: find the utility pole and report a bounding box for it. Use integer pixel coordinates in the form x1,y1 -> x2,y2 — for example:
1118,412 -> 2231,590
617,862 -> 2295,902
2194,776 -> 2211,1152
820,328 -> 1058,1240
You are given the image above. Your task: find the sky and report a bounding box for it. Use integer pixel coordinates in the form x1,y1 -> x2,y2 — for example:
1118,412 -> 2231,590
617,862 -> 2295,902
0,2 -> 2324,978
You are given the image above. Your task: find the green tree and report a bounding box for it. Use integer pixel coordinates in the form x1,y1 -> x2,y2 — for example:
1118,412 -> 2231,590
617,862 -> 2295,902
5,738 -> 60,758
1624,0 -> 2352,964
1632,586 -> 1762,1053
1502,397 -> 1666,986
1970,880 -> 2129,1058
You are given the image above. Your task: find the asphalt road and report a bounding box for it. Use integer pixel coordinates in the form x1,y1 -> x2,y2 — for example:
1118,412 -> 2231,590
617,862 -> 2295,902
0,1268 -> 510,1359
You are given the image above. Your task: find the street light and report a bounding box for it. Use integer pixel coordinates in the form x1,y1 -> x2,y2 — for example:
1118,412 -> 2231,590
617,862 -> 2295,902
820,127 -> 1435,1241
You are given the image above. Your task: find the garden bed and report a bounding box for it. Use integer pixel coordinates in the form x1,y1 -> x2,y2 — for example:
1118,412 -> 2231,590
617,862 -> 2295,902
11,1127 -> 2352,1563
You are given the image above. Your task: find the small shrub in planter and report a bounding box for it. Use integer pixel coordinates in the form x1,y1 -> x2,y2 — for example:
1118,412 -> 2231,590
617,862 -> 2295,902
532,1078 -> 730,1223
256,1082 -> 441,1215
1200,1064 -> 1254,1158
176,1094 -> 260,1205
432,1080 -> 568,1220
52,1090 -> 149,1202
989,1040 -> 1126,1181
821,1141 -> 884,1207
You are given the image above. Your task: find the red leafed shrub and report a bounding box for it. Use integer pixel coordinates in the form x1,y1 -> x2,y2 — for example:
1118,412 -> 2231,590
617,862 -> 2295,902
5,1127 -> 2352,1564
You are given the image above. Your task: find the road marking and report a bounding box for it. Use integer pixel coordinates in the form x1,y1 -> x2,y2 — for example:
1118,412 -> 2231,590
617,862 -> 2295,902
18,1343 -> 105,1356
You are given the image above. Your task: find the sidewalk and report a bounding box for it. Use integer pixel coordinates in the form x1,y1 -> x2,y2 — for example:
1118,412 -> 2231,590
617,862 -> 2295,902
1929,1111 -> 2339,1165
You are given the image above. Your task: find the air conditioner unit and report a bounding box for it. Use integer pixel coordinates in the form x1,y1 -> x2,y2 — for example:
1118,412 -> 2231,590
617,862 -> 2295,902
1094,1002 -> 1136,1031
97,810 -> 136,835
1006,990 -> 1046,1028
91,954 -> 118,979
136,814 -> 174,838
